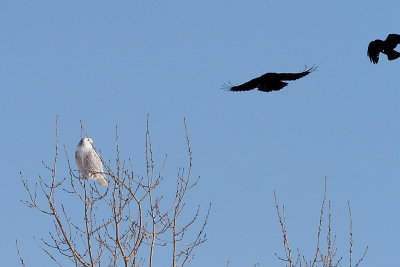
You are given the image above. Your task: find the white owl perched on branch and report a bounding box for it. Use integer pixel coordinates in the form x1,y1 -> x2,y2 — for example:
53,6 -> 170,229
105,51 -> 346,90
75,137 -> 108,186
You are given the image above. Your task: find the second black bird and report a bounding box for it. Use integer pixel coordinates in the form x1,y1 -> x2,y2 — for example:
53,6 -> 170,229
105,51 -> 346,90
367,34 -> 400,64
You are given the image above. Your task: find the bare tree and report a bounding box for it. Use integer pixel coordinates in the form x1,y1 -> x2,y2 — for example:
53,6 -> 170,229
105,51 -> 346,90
274,178 -> 368,267
20,118 -> 211,267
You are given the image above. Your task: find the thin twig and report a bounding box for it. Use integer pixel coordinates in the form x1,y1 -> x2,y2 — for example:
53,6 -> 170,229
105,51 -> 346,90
15,239 -> 26,267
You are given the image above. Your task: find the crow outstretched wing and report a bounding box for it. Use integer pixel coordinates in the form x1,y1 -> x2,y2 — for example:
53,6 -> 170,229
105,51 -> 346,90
385,34 -> 400,47
228,77 -> 261,92
272,66 -> 317,81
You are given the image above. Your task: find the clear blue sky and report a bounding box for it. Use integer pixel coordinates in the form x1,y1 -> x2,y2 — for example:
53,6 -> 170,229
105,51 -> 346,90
1,1 -> 399,266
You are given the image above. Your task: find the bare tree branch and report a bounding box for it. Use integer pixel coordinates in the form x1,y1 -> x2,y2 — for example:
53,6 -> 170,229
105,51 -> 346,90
20,118 -> 210,267
16,239 -> 26,267
274,178 -> 367,267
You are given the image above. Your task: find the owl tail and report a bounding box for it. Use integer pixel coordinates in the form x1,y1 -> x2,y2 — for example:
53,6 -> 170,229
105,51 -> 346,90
95,174 -> 108,186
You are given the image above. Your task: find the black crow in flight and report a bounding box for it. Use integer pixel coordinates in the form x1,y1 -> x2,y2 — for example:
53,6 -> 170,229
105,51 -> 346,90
367,34 -> 400,64
223,66 -> 317,93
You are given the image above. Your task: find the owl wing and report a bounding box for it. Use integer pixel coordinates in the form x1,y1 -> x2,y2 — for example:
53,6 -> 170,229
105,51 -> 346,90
84,149 -> 108,186
75,149 -> 86,177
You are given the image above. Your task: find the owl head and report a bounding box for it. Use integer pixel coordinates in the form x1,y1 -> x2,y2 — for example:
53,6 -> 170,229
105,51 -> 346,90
78,137 -> 94,148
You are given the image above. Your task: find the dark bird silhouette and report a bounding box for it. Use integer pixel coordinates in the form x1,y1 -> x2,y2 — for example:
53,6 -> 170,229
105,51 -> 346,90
367,34 -> 400,64
223,66 -> 317,93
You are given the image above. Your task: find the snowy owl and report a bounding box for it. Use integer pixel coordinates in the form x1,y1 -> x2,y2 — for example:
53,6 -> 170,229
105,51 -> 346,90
75,138 -> 108,186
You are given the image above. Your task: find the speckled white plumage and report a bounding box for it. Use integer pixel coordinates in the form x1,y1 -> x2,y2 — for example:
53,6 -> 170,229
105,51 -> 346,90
75,137 -> 108,186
